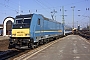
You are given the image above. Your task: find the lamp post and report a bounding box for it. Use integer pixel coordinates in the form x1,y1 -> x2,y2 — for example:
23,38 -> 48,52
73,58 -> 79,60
87,16 -> 90,31
86,7 -> 90,31
71,6 -> 75,29
60,6 -> 67,24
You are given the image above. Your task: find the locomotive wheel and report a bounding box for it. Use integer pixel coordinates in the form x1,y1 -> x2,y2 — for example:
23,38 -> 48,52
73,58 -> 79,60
8,43 -> 15,49
35,42 -> 39,48
43,39 -> 46,44
31,43 -> 34,49
28,43 -> 34,49
8,44 -> 12,49
38,40 -> 41,45
47,39 -> 49,43
44,39 -> 48,44
39,40 -> 44,45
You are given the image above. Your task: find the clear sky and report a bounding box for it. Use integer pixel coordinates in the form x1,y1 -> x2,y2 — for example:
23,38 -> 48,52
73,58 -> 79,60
0,0 -> 90,28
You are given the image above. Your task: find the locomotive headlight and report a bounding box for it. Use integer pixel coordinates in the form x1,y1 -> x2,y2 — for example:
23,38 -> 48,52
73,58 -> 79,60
25,34 -> 30,36
12,34 -> 16,36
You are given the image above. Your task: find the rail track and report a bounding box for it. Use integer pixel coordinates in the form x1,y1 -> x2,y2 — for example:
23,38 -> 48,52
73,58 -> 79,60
78,30 -> 90,40
0,36 -> 64,60
0,50 -> 20,60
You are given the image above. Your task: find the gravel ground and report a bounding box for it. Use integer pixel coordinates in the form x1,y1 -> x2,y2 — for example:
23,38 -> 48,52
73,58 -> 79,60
0,40 -> 9,51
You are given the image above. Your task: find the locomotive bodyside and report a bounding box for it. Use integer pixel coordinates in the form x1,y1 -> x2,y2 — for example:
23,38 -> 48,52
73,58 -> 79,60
8,14 -> 64,49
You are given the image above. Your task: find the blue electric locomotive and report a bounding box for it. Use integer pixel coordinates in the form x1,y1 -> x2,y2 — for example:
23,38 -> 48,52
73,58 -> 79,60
8,14 -> 64,49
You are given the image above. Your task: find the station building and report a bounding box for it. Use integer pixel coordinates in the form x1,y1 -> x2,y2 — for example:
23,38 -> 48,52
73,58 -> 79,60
0,17 -> 14,36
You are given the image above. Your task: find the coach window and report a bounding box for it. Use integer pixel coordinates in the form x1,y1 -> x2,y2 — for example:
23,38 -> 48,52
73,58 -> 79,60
38,18 -> 40,25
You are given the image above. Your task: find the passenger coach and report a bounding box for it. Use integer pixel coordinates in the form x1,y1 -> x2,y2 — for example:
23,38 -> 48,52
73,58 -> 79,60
8,14 -> 64,49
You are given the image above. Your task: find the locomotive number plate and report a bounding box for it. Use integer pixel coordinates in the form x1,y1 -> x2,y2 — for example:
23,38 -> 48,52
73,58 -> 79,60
17,34 -> 23,36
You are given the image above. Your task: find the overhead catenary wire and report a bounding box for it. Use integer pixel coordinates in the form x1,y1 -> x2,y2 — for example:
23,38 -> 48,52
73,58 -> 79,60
35,0 -> 52,10
2,0 -> 87,14
0,0 -> 89,14
0,2 -> 18,13
33,0 -> 50,13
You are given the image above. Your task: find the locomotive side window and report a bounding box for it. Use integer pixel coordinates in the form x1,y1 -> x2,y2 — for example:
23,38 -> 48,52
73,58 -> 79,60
38,18 -> 40,25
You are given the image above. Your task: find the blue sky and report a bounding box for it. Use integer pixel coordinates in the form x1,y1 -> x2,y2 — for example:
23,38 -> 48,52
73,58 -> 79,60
0,0 -> 90,28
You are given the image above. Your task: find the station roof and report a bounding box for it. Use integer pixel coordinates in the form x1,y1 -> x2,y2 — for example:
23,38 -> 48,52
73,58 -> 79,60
0,24 -> 3,29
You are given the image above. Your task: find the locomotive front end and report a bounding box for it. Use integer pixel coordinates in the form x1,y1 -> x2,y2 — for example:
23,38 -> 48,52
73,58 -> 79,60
8,14 -> 33,49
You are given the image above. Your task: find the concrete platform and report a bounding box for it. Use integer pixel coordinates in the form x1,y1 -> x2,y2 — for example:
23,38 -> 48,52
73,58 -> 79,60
22,35 -> 90,60
0,36 -> 9,40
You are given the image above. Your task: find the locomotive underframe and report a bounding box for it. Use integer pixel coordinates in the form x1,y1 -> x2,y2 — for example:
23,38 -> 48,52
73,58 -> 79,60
8,37 -> 34,49
8,34 -> 63,49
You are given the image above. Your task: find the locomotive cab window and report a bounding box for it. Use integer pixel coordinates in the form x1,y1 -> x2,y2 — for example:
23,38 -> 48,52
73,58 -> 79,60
38,18 -> 40,25
13,17 -> 32,29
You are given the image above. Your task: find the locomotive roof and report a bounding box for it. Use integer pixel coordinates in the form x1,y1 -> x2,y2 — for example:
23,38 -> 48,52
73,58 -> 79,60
15,14 -> 33,18
15,14 -> 61,24
39,14 -> 61,24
